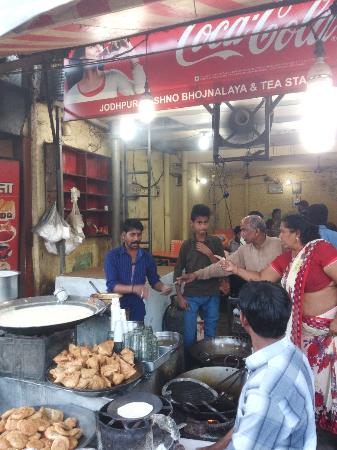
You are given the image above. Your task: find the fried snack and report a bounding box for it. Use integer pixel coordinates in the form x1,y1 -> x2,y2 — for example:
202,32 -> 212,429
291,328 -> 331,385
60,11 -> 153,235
51,436 -> 69,450
88,375 -> 105,390
96,340 -> 114,356
0,407 -> 82,450
61,372 -> 81,389
119,358 -> 137,380
76,378 -> 90,390
4,419 -> 19,431
49,368 -> 66,384
112,372 -> 125,385
101,365 -> 117,378
6,430 -> 28,449
101,376 -> 112,388
120,348 -> 135,366
0,437 -> 9,450
68,429 -> 82,440
63,418 -> 77,429
45,426 -> 62,441
1,409 -> 16,420
10,407 -> 35,421
53,351 -> 70,364
54,423 -> 72,437
28,438 -> 46,449
17,418 -> 39,436
86,356 -> 99,370
43,408 -> 64,423
80,368 -> 97,379
34,418 -> 51,432
29,432 -> 42,441
50,343 -> 136,390
68,438 -> 78,450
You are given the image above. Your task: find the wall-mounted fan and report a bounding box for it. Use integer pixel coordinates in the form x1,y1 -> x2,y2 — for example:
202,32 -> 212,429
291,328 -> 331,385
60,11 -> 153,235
219,99 -> 273,149
212,95 -> 283,164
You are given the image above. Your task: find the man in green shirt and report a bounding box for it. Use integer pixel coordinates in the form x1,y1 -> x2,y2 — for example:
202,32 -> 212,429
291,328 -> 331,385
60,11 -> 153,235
174,204 -> 224,350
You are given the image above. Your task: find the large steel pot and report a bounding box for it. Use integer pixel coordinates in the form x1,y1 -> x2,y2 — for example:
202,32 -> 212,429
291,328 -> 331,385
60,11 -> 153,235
0,295 -> 106,335
189,336 -> 251,367
0,270 -> 19,301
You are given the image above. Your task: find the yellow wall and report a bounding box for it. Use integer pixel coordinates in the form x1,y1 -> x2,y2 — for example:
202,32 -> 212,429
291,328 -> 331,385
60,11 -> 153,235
204,166 -> 337,228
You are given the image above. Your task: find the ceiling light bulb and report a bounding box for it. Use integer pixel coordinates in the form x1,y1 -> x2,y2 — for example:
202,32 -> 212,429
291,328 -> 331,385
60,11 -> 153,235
301,40 -> 337,153
198,133 -> 211,151
199,177 -> 208,185
138,80 -> 155,124
119,116 -> 136,141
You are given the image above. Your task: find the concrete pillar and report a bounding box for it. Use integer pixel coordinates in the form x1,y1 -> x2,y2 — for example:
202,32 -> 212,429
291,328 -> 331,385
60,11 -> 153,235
111,138 -> 122,247
164,153 -> 171,251
182,152 -> 189,239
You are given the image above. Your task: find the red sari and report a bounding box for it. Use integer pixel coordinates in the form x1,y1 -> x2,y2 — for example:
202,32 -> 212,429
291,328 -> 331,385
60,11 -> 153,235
271,240 -> 337,433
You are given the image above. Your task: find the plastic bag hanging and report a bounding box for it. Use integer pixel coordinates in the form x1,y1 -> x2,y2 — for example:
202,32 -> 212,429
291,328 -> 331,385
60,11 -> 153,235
64,187 -> 85,255
32,202 -> 70,243
66,187 -> 85,238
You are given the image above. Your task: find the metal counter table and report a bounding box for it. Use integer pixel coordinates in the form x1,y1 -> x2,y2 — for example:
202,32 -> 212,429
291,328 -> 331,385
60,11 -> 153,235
55,266 -> 174,332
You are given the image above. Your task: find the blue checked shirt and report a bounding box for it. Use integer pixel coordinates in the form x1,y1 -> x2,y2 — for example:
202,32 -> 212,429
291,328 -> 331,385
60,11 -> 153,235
104,245 -> 160,295
227,337 -> 316,450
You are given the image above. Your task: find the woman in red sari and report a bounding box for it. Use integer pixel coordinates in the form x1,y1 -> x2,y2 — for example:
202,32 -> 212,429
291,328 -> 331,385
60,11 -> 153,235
221,214 -> 337,434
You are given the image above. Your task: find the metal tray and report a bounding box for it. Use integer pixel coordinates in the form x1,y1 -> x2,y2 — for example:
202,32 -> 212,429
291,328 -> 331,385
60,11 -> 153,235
142,346 -> 176,372
46,363 -> 144,397
0,403 -> 96,448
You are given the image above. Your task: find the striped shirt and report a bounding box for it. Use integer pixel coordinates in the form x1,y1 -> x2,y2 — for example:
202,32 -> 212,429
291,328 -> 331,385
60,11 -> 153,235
227,337 -> 316,450
104,245 -> 160,294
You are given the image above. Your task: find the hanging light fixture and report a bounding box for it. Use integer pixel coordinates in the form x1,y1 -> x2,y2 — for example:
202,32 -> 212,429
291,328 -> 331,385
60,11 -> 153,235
307,40 -> 332,90
138,79 -> 155,124
300,39 -> 337,153
138,34 -> 155,124
198,132 -> 211,151
119,115 -> 137,141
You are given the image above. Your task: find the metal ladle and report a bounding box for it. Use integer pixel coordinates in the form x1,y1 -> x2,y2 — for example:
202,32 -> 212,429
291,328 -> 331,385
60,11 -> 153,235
89,280 -> 101,294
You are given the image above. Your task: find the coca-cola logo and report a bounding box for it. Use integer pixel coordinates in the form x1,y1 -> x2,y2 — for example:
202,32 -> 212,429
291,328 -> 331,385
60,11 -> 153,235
176,0 -> 337,66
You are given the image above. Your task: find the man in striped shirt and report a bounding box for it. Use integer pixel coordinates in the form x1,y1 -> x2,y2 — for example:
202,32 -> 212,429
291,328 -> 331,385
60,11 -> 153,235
104,219 -> 171,320
199,281 -> 316,450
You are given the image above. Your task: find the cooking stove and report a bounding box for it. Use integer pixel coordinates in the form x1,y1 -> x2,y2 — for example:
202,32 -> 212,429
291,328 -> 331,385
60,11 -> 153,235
169,396 -> 236,442
97,396 -> 176,450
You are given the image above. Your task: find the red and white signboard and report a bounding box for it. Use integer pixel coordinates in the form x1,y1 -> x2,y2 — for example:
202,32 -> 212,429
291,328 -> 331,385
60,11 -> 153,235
64,0 -> 337,121
0,160 -> 20,270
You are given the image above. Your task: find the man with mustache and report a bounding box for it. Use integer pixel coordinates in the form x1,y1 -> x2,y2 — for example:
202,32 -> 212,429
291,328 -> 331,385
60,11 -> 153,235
104,219 -> 171,321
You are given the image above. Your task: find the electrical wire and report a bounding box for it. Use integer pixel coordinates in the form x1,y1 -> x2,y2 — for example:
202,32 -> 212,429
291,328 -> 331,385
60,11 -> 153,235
2,2 -> 334,76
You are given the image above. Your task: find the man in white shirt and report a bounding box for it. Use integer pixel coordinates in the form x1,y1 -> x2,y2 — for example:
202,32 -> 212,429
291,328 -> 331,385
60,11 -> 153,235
199,281 -> 316,450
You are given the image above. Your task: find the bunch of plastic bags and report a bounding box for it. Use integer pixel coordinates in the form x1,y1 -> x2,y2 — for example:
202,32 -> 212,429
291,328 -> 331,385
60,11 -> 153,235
33,188 -> 85,255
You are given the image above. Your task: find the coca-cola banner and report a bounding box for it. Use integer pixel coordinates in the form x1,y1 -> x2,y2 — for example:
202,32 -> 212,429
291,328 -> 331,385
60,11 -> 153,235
64,0 -> 337,121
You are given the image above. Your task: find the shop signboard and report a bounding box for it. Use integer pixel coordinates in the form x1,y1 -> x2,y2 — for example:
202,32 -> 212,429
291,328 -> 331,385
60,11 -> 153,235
64,0 -> 337,120
0,160 -> 20,270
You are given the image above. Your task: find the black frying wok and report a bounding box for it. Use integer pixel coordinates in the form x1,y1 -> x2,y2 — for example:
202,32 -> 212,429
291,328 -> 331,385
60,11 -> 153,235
0,295 -> 107,335
189,336 -> 251,367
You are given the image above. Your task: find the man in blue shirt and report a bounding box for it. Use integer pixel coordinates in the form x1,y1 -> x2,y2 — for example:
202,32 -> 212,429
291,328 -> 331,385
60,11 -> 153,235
199,281 -> 316,450
104,219 -> 171,320
306,203 -> 337,249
